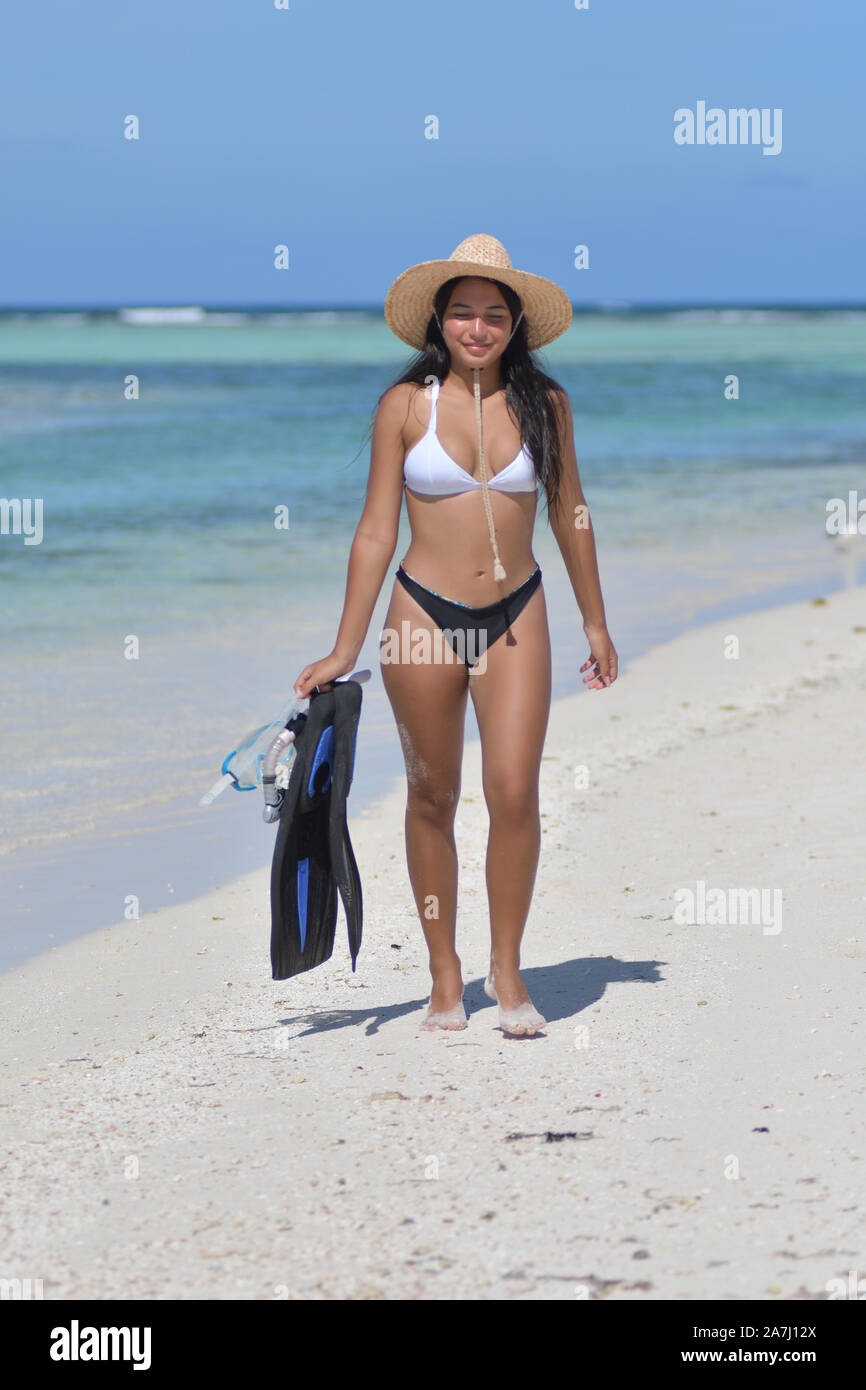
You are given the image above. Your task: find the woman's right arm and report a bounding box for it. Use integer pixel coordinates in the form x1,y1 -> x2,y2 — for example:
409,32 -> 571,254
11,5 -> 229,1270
293,383 -> 411,698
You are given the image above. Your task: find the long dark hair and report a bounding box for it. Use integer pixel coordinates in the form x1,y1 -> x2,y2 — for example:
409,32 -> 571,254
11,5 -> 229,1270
362,275 -> 568,518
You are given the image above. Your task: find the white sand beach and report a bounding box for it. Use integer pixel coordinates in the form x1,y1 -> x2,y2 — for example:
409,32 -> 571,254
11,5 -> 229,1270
2,583 -> 864,1301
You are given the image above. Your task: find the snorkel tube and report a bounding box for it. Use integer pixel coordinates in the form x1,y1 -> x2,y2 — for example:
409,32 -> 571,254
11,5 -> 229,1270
198,695 -> 307,807
260,669 -> 371,823
199,668 -> 371,813
261,724 -> 300,823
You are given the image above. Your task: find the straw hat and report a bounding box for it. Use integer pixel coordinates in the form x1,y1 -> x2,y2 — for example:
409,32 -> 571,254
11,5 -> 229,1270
384,233 -> 572,351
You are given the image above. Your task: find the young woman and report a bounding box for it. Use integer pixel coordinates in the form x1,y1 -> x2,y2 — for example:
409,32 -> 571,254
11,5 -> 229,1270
293,234 -> 617,1037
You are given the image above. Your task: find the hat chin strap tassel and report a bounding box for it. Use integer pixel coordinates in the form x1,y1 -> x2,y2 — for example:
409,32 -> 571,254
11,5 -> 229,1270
434,305 -> 526,584
473,367 -> 507,582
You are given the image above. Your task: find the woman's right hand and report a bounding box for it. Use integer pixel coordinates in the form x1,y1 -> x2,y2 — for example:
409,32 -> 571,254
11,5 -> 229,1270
293,650 -> 358,700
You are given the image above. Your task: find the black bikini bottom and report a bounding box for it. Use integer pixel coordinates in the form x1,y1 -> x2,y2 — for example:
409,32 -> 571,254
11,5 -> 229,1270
395,564 -> 542,668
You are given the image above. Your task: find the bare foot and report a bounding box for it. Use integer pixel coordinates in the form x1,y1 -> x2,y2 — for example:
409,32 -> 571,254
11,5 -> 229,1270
420,999 -> 467,1031
420,960 -> 467,1032
484,966 -> 546,1037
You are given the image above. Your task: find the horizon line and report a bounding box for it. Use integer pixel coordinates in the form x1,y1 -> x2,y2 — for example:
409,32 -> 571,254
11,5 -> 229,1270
1,299 -> 864,314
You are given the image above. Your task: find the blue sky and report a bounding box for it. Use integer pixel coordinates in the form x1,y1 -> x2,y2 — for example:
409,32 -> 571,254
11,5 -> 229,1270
2,0 -> 863,306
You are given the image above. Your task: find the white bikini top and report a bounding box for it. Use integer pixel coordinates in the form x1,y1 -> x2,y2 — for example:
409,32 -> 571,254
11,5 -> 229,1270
403,378 -> 537,495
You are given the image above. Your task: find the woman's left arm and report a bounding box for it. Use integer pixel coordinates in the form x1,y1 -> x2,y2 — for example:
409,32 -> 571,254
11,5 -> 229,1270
547,388 -> 618,689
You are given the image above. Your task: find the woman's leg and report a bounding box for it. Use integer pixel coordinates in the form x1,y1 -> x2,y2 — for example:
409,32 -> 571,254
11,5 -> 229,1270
468,582 -> 551,1035
379,579 -> 471,1029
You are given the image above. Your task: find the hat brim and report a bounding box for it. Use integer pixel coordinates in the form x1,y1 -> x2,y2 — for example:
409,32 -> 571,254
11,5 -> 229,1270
384,257 -> 572,352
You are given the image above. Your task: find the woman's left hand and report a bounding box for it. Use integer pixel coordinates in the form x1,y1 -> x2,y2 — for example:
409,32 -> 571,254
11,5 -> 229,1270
581,624 -> 618,689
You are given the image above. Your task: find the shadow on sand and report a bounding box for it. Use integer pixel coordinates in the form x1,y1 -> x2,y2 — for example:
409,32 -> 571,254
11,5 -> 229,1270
271,954 -> 666,1038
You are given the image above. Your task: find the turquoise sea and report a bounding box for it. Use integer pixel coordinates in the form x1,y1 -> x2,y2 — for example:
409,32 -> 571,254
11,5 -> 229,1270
2,308 -> 864,644
1,308 -> 864,969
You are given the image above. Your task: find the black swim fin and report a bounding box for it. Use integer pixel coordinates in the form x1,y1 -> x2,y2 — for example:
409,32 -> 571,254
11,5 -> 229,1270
269,678 -> 363,980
